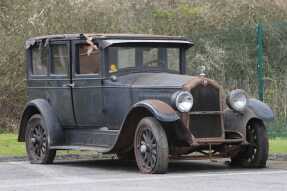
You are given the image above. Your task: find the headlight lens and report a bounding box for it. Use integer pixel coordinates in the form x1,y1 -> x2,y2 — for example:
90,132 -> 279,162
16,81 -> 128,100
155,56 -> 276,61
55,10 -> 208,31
227,89 -> 248,112
174,91 -> 194,112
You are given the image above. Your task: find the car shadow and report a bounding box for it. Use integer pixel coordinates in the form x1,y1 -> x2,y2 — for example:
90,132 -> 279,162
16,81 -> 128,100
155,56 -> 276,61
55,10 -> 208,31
53,158 -> 235,174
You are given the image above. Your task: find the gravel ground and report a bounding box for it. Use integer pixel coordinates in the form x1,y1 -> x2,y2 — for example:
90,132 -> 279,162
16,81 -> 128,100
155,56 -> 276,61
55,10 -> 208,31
0,159 -> 287,191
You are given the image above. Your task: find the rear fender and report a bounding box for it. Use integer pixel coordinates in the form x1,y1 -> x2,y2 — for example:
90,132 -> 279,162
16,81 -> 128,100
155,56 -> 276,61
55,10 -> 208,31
18,99 -> 64,146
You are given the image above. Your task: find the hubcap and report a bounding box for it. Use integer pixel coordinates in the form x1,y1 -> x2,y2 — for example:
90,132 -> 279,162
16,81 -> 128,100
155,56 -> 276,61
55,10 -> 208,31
140,144 -> 147,153
31,137 -> 36,143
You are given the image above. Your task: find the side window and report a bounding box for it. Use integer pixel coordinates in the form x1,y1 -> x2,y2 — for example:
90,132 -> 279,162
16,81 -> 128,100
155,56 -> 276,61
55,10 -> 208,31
118,47 -> 136,69
76,43 -> 100,74
31,45 -> 48,75
51,44 -> 68,75
108,47 -> 136,73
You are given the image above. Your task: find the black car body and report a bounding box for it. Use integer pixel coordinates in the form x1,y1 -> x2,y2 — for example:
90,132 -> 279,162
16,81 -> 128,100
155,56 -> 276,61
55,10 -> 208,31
18,33 -> 274,173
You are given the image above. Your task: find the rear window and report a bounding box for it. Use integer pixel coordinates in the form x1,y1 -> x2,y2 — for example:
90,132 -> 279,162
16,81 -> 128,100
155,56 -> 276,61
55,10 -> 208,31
31,45 -> 48,75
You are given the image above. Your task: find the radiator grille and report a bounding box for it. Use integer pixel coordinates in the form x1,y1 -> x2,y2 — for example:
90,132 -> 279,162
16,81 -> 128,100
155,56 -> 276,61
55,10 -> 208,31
189,84 -> 222,138
190,84 -> 220,111
189,114 -> 222,138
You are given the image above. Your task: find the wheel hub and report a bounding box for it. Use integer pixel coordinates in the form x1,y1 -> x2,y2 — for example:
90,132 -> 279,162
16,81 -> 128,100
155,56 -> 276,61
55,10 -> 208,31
140,144 -> 147,153
31,137 -> 36,143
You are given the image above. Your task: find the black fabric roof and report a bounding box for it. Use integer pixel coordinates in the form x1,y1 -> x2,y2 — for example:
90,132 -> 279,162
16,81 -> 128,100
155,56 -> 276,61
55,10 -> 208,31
25,33 -> 193,49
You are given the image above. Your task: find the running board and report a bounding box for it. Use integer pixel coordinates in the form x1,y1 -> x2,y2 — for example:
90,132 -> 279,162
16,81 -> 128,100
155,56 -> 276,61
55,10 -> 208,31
63,128 -> 119,149
50,145 -> 110,153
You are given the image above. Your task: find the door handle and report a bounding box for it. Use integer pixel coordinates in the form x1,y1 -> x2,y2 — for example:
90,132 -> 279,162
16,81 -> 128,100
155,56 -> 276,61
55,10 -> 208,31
63,83 -> 75,88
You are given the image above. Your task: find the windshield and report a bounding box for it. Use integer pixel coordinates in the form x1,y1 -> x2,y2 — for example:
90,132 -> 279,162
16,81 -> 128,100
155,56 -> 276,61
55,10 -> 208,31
107,46 -> 180,74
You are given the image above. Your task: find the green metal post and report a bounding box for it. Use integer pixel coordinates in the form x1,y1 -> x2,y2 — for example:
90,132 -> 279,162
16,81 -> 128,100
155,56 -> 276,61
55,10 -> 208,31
256,23 -> 264,101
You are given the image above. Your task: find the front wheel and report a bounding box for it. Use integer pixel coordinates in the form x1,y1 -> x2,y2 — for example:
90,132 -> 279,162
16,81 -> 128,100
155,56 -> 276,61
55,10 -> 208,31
134,117 -> 169,174
25,114 -> 56,164
230,120 -> 269,168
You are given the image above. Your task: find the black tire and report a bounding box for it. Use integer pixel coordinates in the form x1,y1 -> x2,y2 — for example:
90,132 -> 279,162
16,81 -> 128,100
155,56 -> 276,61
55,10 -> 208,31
230,120 -> 269,168
116,149 -> 135,161
134,117 -> 169,174
25,114 -> 56,164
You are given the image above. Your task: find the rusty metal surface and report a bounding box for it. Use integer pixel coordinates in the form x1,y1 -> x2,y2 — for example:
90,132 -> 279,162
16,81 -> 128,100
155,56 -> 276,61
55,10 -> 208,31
182,76 -> 221,91
170,154 -> 229,160
147,99 -> 176,115
190,111 -> 223,115
189,115 -> 222,138
180,76 -> 226,145
194,138 -> 243,144
131,99 -> 180,122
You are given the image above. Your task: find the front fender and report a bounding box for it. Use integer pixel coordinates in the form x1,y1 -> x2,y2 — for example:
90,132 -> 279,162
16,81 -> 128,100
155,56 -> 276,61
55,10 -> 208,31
224,98 -> 274,137
133,99 -> 180,122
107,99 -> 179,153
18,99 -> 64,146
247,98 -> 274,122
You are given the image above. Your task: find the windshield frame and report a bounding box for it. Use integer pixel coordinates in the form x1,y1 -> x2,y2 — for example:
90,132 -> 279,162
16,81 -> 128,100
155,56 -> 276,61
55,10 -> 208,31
104,43 -> 187,76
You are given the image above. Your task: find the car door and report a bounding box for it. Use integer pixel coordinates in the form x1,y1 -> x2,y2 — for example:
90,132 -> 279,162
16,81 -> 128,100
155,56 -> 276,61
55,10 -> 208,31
71,40 -> 104,127
45,40 -> 76,127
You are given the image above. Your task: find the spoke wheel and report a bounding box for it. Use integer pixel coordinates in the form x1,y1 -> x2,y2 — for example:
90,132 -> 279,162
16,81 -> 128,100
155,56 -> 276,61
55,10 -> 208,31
25,114 -> 56,164
134,117 -> 168,174
230,120 -> 268,168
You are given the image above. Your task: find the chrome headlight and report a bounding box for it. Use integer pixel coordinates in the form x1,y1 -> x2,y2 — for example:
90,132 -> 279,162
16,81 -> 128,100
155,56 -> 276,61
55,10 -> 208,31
172,91 -> 194,112
226,89 -> 248,112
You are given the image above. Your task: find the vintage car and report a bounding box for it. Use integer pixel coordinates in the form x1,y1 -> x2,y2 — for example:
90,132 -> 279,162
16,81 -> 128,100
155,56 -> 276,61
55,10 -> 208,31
18,33 -> 274,174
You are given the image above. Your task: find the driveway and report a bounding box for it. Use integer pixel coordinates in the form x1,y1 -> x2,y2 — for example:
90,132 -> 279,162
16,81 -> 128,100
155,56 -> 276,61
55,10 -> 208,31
0,159 -> 286,191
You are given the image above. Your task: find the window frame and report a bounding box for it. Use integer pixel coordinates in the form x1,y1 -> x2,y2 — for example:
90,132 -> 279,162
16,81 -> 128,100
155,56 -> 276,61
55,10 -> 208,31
105,44 -> 186,76
108,46 -> 138,73
29,43 -> 49,78
49,41 -> 70,77
72,40 -> 103,79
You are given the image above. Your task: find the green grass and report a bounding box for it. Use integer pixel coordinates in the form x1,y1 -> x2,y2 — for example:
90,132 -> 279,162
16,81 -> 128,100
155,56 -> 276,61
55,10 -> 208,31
0,134 -> 83,157
0,134 -> 25,156
0,133 -> 287,157
269,138 -> 287,154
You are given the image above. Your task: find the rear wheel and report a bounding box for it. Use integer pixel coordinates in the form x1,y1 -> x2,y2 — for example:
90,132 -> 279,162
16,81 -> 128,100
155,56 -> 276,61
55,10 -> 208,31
134,117 -> 169,174
230,120 -> 268,168
25,114 -> 56,164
